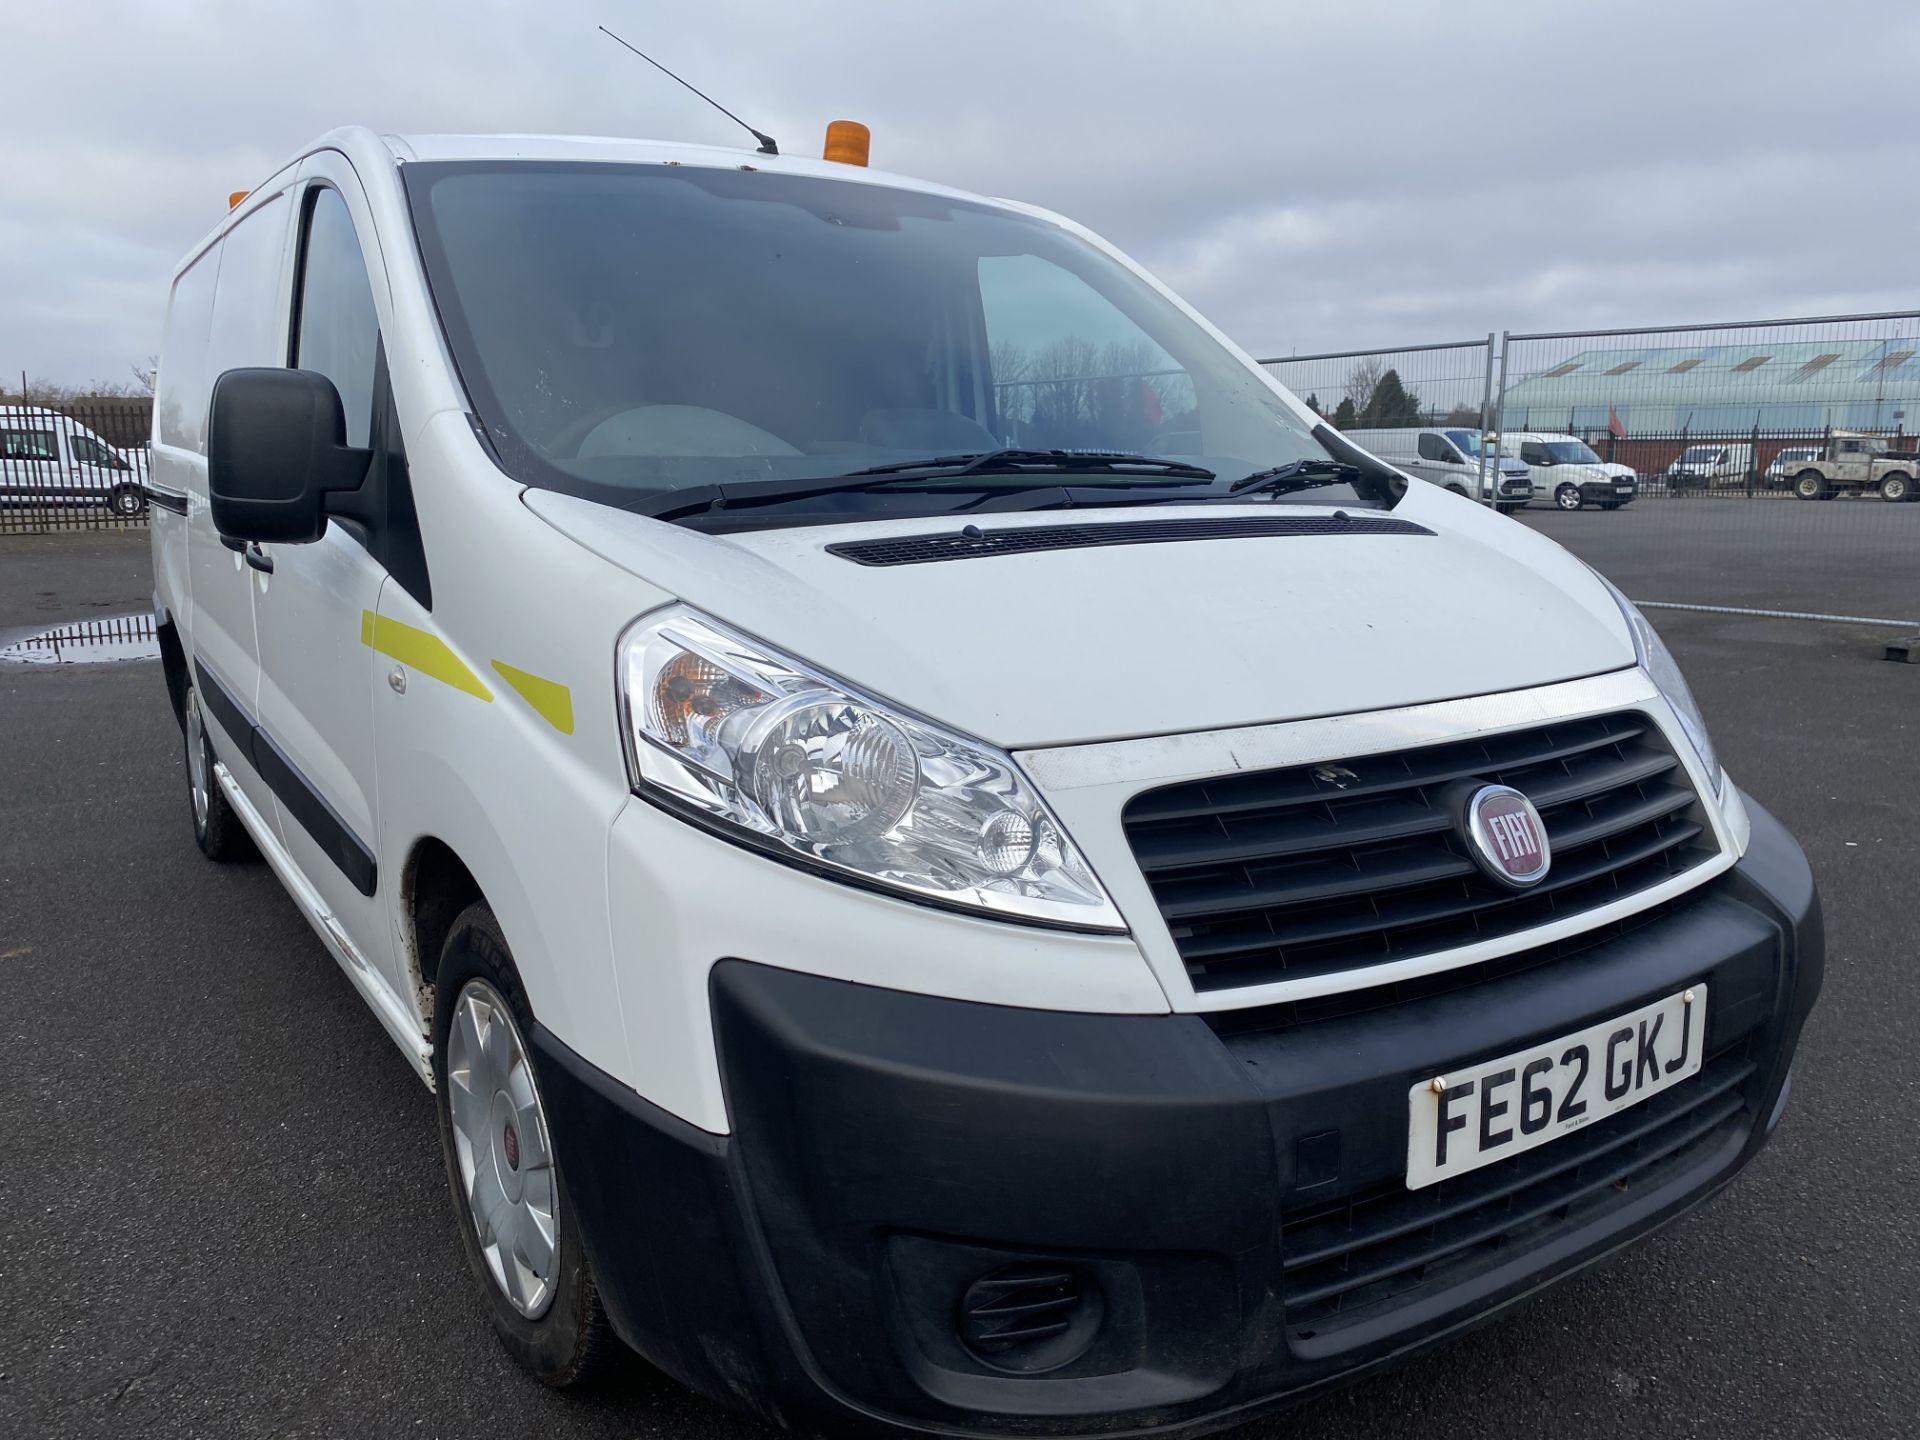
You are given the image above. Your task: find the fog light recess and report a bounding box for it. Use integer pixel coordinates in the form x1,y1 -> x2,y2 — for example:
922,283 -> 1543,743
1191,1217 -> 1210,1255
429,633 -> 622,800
956,1261 -> 1103,1373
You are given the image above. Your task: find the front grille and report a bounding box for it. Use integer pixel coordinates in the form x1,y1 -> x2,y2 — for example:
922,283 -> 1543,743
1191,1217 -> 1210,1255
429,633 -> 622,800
826,514 -> 1433,567
1282,1050 -> 1754,1339
1123,712 -> 1719,993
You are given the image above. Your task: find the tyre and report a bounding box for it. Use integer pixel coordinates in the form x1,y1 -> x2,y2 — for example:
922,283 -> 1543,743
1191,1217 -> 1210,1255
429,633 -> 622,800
107,483 -> 146,517
433,903 -> 618,1387
1445,484 -> 1468,498
1554,484 -> 1583,511
182,680 -> 256,862
1793,470 -> 1829,501
1496,502 -> 1525,515
1880,472 -> 1913,502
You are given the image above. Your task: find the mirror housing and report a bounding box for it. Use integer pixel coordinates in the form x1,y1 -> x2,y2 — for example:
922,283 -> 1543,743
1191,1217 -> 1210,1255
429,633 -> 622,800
208,368 -> 371,543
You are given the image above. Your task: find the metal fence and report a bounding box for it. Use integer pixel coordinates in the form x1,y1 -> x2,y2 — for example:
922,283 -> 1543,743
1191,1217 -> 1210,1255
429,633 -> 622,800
1261,312 -> 1920,638
0,398 -> 153,535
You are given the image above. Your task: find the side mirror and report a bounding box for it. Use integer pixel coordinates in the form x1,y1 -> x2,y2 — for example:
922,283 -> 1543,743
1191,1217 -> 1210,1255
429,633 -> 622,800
208,368 -> 371,543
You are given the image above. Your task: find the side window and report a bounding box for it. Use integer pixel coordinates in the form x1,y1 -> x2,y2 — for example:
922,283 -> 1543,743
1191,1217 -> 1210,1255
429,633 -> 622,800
293,188 -> 381,448
206,193 -> 290,390
157,247 -> 221,454
978,254 -> 1194,453
1520,442 -> 1551,465
69,434 -> 126,469
1416,433 -> 1453,463
3,428 -> 58,460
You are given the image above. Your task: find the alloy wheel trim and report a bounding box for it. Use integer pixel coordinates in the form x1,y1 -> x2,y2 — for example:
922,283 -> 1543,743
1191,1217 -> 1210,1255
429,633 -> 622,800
446,979 -> 561,1319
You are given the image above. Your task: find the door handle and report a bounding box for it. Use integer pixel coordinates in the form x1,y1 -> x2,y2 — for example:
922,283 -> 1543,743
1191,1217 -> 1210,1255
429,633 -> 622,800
243,542 -> 274,575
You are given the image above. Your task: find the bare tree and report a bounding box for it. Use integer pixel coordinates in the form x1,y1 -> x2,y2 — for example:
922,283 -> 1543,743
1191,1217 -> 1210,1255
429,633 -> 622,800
129,355 -> 159,396
1344,355 -> 1385,413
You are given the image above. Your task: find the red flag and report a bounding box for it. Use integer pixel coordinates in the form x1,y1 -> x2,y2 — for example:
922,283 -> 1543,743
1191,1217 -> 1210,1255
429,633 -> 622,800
1608,406 -> 1626,439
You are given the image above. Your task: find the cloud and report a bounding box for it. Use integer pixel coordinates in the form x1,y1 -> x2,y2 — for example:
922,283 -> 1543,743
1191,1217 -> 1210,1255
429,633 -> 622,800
7,0 -> 1918,384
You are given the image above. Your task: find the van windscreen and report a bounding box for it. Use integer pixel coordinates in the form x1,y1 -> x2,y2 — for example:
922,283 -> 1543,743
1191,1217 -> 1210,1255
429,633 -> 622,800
404,161 -> 1343,520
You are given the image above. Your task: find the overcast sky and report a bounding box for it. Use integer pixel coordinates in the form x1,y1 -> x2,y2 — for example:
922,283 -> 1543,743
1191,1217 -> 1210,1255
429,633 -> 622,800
8,0 -> 1918,387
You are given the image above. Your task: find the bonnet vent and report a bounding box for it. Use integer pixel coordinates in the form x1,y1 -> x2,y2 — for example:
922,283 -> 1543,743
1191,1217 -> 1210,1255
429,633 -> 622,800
827,513 -> 1433,567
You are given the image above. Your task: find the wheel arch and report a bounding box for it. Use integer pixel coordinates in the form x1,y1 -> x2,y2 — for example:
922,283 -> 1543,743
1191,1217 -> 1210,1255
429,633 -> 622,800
388,784 -> 626,1087
403,835 -> 487,1023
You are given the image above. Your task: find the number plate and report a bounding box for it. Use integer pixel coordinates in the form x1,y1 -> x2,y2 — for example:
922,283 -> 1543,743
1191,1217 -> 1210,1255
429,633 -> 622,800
1405,986 -> 1706,1190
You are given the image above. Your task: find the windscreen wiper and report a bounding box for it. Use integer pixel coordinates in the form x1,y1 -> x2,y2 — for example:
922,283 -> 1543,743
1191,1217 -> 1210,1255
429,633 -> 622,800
636,450 -> 1215,523
839,449 -> 1215,481
1226,457 -> 1366,497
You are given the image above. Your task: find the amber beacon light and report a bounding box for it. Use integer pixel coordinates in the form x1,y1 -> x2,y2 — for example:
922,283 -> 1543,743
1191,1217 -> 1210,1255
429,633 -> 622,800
823,120 -> 871,167
228,190 -> 250,209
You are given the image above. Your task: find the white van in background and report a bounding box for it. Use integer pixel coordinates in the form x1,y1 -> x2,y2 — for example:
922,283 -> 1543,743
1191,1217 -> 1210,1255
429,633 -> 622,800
147,125 -> 1819,1439
1764,446 -> 1821,488
1665,442 -> 1754,492
1341,426 -> 1533,512
1500,432 -> 1638,511
0,404 -> 149,515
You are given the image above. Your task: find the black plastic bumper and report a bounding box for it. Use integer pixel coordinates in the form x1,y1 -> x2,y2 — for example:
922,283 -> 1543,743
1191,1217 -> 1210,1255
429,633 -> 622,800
532,798 -> 1820,1439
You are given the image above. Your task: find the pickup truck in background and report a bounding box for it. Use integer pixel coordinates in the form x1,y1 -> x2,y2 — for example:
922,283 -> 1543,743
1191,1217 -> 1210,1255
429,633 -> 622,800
1785,431 -> 1918,502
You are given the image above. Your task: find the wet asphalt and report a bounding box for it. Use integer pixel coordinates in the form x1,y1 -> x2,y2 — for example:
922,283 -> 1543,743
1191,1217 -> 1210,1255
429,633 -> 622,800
1,511 -> 1914,1439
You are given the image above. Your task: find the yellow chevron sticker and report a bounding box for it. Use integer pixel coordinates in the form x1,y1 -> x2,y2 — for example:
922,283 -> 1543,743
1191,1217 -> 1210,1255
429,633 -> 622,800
490,660 -> 575,736
360,611 -> 494,702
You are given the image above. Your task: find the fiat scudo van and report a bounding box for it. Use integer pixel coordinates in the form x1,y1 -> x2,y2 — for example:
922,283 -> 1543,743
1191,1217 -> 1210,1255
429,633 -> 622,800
148,127 -> 1821,1439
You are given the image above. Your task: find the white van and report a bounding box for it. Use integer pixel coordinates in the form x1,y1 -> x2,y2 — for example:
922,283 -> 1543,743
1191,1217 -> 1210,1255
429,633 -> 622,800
1,404 -> 148,514
150,128 -> 1820,1438
1665,442 -> 1754,492
1764,445 -> 1821,488
1498,432 -> 1638,511
1341,426 -> 1534,512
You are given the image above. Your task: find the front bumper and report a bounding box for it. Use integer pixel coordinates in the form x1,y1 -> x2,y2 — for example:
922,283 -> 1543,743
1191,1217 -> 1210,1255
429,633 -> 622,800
534,798 -> 1820,1439
1579,476 -> 1635,501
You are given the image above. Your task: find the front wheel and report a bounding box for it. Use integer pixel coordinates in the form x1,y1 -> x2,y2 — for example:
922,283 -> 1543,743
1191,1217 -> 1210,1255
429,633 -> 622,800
1554,484 -> 1584,511
107,483 -> 146,516
434,903 -> 619,1387
182,681 -> 256,861
1880,472 -> 1913,502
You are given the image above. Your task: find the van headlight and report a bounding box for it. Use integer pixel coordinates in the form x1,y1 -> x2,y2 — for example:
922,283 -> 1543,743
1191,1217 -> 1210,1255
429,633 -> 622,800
617,606 -> 1125,931
1598,578 -> 1723,794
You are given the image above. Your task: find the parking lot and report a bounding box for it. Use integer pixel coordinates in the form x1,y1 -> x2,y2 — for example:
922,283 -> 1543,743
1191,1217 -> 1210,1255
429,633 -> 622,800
2,514 -> 1915,1440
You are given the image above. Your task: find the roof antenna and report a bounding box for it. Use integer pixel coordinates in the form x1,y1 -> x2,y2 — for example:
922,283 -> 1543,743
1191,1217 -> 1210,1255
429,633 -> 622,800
597,26 -> 778,156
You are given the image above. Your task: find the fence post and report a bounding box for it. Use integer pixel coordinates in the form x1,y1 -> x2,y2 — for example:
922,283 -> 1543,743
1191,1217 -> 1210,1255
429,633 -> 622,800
1491,332 -> 1511,492
1476,333 -> 1495,503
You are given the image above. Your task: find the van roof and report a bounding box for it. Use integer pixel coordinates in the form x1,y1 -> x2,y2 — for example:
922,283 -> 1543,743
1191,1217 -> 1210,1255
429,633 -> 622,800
190,126 -> 1036,281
